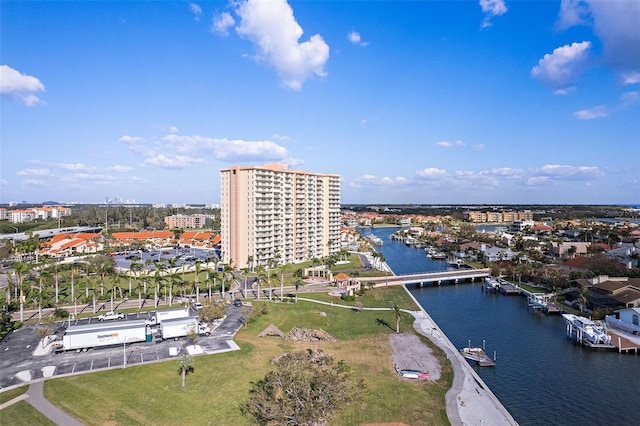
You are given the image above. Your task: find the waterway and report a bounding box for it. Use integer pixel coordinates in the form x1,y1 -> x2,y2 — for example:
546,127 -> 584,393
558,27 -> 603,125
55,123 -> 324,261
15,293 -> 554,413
364,226 -> 639,426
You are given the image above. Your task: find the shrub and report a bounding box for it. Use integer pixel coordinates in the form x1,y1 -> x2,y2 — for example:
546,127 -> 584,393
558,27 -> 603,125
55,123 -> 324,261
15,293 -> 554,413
341,294 -> 355,302
53,308 -> 70,319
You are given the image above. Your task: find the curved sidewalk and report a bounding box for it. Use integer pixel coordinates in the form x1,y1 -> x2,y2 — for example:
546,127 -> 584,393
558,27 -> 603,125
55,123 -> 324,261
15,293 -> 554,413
0,380 -> 84,426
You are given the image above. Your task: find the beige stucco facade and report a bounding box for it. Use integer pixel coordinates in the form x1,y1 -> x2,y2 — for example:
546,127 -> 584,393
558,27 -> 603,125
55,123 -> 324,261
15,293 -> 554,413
220,163 -> 341,269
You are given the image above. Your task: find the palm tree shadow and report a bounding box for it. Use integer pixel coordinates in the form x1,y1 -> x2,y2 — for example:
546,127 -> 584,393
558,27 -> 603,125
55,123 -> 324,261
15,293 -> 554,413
376,318 -> 394,331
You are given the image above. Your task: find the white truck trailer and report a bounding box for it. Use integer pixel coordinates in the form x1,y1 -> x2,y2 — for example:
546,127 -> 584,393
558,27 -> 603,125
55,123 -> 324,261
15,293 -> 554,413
59,320 -> 148,352
159,317 -> 210,341
146,307 -> 191,326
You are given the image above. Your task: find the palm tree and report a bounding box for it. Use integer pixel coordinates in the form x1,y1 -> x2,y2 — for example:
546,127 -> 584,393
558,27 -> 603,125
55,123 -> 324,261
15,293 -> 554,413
169,271 -> 183,307
193,260 -> 202,301
579,286 -> 591,313
88,255 -> 115,296
294,278 -> 304,303
129,260 -> 143,296
13,262 -> 30,300
177,355 -> 194,388
391,302 -> 402,333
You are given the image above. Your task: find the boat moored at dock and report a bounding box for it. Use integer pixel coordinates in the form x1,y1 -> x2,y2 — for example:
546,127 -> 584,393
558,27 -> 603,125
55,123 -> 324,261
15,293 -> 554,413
460,341 -> 496,367
562,314 -> 615,349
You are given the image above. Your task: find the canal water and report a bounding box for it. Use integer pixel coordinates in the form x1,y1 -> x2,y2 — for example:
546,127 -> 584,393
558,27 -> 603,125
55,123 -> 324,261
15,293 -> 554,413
365,227 -> 639,426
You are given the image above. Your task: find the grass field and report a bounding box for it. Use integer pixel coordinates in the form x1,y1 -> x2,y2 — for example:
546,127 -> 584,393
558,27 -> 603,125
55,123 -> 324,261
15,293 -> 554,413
0,385 -> 28,404
44,287 -> 453,426
0,400 -> 57,425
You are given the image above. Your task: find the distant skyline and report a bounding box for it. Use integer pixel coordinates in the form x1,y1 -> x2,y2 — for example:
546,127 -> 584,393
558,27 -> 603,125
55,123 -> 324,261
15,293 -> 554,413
1,0 -> 639,205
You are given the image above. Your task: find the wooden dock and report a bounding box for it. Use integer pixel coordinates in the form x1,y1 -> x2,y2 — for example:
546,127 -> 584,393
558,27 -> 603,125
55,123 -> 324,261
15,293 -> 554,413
499,283 -> 521,295
460,347 -> 496,367
608,330 -> 640,354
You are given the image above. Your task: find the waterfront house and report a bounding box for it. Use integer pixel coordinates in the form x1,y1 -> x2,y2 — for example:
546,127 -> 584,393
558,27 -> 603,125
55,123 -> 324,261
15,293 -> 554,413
549,241 -> 589,258
605,307 -> 640,335
572,276 -> 640,310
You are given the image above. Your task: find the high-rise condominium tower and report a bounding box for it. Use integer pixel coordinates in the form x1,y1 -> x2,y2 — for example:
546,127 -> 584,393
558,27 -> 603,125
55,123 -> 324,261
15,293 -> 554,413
220,163 -> 341,269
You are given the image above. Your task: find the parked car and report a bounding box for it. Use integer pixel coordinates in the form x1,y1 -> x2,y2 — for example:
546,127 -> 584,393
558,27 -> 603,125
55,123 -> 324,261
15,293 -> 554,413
193,302 -> 203,311
233,299 -> 243,307
97,311 -> 125,321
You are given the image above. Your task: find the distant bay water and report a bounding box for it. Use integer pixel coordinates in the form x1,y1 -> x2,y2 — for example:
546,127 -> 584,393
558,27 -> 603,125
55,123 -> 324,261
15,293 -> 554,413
363,226 -> 639,426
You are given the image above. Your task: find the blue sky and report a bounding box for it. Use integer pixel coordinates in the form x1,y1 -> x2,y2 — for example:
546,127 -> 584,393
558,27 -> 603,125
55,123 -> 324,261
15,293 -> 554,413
1,0 -> 639,205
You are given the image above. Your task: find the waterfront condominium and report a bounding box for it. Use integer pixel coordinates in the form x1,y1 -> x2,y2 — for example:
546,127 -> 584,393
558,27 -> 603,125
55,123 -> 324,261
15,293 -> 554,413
220,163 -> 341,269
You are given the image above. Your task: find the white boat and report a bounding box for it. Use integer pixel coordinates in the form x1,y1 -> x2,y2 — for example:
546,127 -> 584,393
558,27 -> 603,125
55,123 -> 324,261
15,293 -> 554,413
562,314 -> 614,347
365,234 -> 383,246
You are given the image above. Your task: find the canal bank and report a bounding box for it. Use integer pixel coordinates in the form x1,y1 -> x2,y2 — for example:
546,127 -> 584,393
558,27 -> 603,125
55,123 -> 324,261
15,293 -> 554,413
404,290 -> 518,426
367,226 -> 640,426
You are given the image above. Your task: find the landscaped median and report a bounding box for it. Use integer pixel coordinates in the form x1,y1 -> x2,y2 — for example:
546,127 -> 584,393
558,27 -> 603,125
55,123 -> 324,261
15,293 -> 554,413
43,287 -> 453,425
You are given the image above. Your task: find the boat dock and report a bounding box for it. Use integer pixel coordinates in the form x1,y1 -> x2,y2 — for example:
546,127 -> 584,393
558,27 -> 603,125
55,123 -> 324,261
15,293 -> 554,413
460,341 -> 496,367
528,293 -> 562,314
608,330 -> 640,354
499,283 -> 521,295
562,314 -> 616,349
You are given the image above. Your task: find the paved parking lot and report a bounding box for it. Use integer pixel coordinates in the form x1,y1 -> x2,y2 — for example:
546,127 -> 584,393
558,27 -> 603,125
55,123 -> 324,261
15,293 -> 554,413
0,305 -> 244,390
111,247 -> 220,272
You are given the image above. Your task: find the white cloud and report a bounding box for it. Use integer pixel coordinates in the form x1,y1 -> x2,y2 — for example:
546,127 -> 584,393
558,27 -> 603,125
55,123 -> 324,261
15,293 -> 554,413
212,11 -> 235,35
167,126 -> 179,134
119,135 -> 145,143
474,144 -> 486,151
536,164 -> 602,180
351,174 -> 410,189
556,1 -> 640,78
347,31 -> 369,47
0,65 -> 45,106
484,167 -> 524,179
143,154 -> 203,169
622,71 -> 640,85
573,105 -> 608,119
416,168 -> 447,178
556,0 -> 590,30
349,163 -> 604,194
17,168 -> 51,176
585,0 -> 640,72
479,0 -> 508,29
107,165 -> 134,173
435,140 -> 465,148
57,163 -> 95,172
531,41 -> 591,92
233,0 -> 330,90
162,134 -> 289,162
189,3 -> 202,21
619,90 -> 639,108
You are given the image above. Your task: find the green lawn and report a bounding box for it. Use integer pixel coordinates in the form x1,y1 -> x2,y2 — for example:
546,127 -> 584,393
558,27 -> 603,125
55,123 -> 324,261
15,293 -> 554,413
0,385 -> 28,405
44,286 -> 452,426
300,286 -> 418,310
0,400 -> 56,425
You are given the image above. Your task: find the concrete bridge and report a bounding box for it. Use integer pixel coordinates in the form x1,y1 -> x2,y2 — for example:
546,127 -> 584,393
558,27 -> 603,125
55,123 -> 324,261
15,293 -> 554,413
362,268 -> 491,288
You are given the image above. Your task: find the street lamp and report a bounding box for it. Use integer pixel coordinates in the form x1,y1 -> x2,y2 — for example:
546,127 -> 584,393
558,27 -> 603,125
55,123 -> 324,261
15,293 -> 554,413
11,226 -> 18,248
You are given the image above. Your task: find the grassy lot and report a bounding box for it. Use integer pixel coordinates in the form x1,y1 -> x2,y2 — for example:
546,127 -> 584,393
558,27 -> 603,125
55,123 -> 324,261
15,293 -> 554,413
0,400 -> 56,425
45,286 -> 452,426
0,385 -> 28,404
300,286 -> 417,310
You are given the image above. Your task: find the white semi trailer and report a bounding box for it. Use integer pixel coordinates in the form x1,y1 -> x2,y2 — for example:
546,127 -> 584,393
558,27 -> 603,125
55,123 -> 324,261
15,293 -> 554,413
159,317 -> 210,341
146,307 -> 191,326
59,320 -> 148,352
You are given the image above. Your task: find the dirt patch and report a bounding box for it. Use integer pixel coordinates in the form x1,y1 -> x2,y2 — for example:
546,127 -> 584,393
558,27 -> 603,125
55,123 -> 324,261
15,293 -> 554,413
390,333 -> 441,381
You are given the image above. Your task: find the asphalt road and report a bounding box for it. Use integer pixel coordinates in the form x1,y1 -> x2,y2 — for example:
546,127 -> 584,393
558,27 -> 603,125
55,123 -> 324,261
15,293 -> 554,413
0,305 -> 245,390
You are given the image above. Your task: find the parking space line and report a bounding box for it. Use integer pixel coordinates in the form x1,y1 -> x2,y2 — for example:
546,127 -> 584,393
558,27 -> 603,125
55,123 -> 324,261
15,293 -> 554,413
71,362 -> 76,373
90,360 -> 93,370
